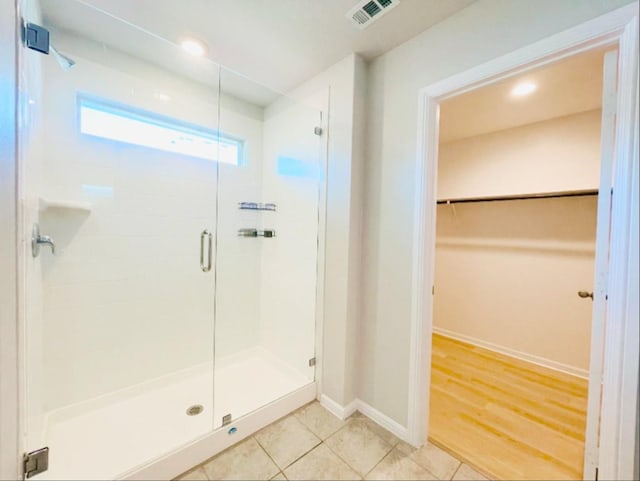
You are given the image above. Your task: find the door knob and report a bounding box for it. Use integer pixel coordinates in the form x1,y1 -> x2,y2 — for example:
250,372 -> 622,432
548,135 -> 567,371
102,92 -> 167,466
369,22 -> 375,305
578,290 -> 594,300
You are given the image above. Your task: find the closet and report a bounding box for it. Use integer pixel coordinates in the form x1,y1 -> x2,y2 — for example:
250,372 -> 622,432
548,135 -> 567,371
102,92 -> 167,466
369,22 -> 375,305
428,47 -> 609,481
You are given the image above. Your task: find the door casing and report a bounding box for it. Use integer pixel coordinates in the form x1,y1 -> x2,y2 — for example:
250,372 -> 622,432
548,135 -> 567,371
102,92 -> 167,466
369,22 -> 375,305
408,5 -> 639,481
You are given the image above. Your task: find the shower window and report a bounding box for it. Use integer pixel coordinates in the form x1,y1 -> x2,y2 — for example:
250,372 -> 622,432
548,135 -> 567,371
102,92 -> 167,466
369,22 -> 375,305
78,95 -> 244,165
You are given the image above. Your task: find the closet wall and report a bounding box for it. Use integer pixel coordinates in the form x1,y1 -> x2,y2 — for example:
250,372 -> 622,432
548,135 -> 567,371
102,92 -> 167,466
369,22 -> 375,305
438,109 -> 601,199
434,110 -> 601,376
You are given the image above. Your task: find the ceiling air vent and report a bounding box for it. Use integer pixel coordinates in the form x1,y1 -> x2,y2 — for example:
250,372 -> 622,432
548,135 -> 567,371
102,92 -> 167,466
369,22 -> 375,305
346,0 -> 400,29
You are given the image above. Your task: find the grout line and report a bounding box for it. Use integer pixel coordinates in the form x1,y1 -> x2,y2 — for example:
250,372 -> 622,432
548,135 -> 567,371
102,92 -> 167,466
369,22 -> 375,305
173,464 -> 210,481
322,425 -> 394,478
362,447 -> 395,479
450,462 -> 462,480
322,439 -> 363,476
322,432 -> 353,455
283,441 -> 322,471
254,425 -> 321,473
200,465 -> 212,481
292,403 -> 339,440
253,434 -> 288,473
280,417 -> 324,469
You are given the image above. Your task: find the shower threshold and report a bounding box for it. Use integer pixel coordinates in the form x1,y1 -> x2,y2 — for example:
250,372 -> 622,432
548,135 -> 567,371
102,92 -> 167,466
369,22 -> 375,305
35,348 -> 312,480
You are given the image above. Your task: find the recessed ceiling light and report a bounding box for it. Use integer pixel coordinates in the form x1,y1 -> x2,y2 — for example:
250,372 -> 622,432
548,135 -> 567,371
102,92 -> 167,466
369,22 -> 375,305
180,37 -> 207,57
154,92 -> 172,102
511,81 -> 537,97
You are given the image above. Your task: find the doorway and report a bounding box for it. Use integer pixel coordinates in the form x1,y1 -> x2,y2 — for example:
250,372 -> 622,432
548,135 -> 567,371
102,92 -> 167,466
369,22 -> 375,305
427,47 -> 607,480
407,8 -> 639,481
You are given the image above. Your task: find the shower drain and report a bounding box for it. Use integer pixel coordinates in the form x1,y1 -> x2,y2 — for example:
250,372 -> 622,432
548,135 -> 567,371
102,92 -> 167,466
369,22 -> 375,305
186,404 -> 204,416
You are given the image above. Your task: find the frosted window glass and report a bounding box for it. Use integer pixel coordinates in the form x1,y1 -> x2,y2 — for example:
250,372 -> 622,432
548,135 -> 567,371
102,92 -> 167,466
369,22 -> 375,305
79,96 -> 242,165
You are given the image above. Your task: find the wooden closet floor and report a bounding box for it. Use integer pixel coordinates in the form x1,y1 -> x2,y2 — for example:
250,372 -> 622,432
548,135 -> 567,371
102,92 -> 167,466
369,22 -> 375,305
429,334 -> 588,480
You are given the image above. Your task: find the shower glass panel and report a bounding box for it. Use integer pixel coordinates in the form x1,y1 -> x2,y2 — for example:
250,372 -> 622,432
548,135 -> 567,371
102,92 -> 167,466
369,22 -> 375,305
21,1 -> 220,478
213,69 -> 322,427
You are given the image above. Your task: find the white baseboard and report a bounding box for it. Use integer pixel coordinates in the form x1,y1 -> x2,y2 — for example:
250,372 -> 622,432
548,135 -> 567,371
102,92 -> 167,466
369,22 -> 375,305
319,395 -> 408,441
355,400 -> 408,441
319,394 -> 357,420
433,327 -> 589,379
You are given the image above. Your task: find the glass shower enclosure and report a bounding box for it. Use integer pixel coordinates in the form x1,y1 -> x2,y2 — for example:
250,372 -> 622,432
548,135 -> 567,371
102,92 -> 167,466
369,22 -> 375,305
18,1 -> 324,479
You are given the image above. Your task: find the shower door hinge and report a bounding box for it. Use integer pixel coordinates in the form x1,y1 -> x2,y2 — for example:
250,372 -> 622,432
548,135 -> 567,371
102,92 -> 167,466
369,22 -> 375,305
23,447 -> 49,479
23,22 -> 50,54
314,126 -> 323,136
308,357 -> 316,367
222,414 -> 232,426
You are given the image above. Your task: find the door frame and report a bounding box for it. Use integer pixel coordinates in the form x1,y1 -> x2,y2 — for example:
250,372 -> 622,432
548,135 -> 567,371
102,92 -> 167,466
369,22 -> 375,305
407,4 -> 639,481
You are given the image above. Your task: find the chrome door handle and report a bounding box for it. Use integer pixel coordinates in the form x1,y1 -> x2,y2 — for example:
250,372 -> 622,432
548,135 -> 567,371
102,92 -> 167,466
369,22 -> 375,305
31,223 -> 55,257
200,229 -> 212,272
578,290 -> 594,300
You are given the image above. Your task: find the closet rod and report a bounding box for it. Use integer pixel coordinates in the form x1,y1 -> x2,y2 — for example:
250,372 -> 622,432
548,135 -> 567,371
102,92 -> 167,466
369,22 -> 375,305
436,189 -> 598,205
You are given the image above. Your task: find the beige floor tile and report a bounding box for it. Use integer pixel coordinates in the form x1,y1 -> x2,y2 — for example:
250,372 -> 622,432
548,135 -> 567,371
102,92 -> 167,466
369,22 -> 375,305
270,472 -> 287,480
201,437 -> 279,480
325,417 -> 393,476
175,466 -> 208,481
255,415 -> 321,469
397,441 -> 461,480
365,447 -> 438,480
452,463 -> 489,481
295,401 -> 348,440
348,412 -> 400,447
284,444 -> 361,481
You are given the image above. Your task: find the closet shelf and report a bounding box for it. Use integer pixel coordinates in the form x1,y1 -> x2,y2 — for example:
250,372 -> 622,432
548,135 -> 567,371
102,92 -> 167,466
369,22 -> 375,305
436,189 -> 598,205
39,197 -> 92,213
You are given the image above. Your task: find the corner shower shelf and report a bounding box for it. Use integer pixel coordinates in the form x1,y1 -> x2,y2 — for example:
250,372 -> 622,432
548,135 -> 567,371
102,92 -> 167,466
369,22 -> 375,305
39,197 -> 92,213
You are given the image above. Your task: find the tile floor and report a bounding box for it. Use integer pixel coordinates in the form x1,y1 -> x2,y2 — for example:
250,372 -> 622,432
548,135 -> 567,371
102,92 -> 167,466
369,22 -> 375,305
176,401 -> 489,481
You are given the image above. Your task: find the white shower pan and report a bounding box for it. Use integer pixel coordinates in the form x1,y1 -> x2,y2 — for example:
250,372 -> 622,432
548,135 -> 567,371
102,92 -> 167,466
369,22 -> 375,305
35,348 -> 314,480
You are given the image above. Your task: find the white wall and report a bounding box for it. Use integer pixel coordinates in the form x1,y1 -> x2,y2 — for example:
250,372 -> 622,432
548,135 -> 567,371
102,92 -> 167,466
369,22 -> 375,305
276,54 -> 366,407
434,196 -> 597,374
40,32 -> 265,410
214,93 -> 265,362
37,28 -> 326,413
361,0 -> 634,427
433,112 -> 601,375
0,0 -> 20,476
438,110 -> 602,199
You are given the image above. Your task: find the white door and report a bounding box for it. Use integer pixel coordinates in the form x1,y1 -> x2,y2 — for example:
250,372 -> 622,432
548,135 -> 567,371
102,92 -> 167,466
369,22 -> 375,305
583,48 -> 619,481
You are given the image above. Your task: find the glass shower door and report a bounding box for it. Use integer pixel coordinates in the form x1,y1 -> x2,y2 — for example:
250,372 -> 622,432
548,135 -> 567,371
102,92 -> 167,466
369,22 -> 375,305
213,69 -> 323,427
20,1 -> 220,478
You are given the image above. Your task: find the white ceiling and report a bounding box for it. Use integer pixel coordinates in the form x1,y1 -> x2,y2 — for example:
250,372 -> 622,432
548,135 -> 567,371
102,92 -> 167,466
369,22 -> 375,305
41,0 -> 475,95
44,0 -> 283,107
439,47 -> 609,142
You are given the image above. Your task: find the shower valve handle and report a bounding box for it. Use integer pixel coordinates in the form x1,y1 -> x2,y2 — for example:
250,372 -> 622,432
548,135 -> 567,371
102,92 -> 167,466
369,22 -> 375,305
37,235 -> 56,254
31,223 -> 56,257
